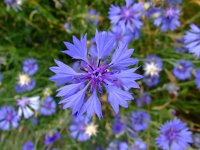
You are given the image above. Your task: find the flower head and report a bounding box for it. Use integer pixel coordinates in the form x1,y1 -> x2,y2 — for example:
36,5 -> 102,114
49,31 -> 142,119
112,115 -> 125,135
144,55 -> 163,77
64,22 -> 72,33
154,6 -> 180,32
166,0 -> 182,5
44,130 -> 60,146
86,9 -> 100,25
17,96 -> 40,119
192,133 -> 200,149
106,140 -> 128,150
184,24 -> 200,58
40,96 -> 56,116
0,106 -> 19,131
69,116 -> 90,141
195,69 -> 200,89
22,58 -> 38,75
136,92 -> 151,107
0,72 -> 3,82
143,75 -> 160,87
130,138 -> 147,150
15,73 -> 36,93
108,0 -> 143,39
22,141 -> 35,150
130,111 -> 150,132
173,60 -> 193,80
156,118 -> 192,150
85,123 -> 98,136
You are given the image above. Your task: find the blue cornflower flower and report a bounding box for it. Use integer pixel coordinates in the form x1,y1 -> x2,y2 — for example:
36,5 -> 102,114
106,140 -> 128,150
109,26 -> 134,44
0,106 -> 19,131
136,92 -> 151,107
130,138 -> 147,150
86,9 -> 100,25
156,118 -> 192,150
31,117 -> 38,126
63,22 -> 72,33
0,72 -> 3,82
15,73 -> 36,93
154,6 -> 180,32
195,69 -> 200,89
144,75 -> 160,87
49,31 -> 142,119
44,130 -> 60,146
192,133 -> 200,149
173,60 -> 193,80
69,116 -> 90,142
184,24 -> 200,58
108,0 -> 143,39
112,115 -> 125,135
22,141 -> 35,150
130,111 -> 150,132
17,96 -> 40,119
22,58 -> 38,75
4,0 -> 22,11
40,96 -> 56,116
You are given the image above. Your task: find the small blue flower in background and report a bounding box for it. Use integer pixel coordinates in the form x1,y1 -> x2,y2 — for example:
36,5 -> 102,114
143,2 -> 162,19
40,96 -> 56,116
22,141 -> 35,150
144,75 -> 160,87
184,24 -> 200,58
0,72 -> 3,82
0,106 -> 19,131
4,0 -> 22,11
195,69 -> 200,89
44,130 -> 60,146
86,9 -> 100,25
22,58 -> 38,75
108,0 -> 143,40
15,73 -> 36,93
173,60 -> 193,80
109,26 -> 134,45
50,31 -> 142,119
130,138 -> 147,150
16,96 -> 40,119
154,6 -> 180,32
155,118 -> 192,150
63,22 -> 72,33
69,116 -> 90,142
106,140 -> 128,150
31,117 -> 38,126
112,115 -> 125,135
136,92 -> 151,107
192,133 -> 200,149
130,110 -> 150,132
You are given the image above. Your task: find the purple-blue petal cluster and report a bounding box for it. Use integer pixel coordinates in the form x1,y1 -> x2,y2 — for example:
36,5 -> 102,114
0,106 -> 19,131
40,96 -> 56,116
173,60 -> 193,80
156,118 -> 192,150
44,130 -> 60,146
112,115 -> 125,135
136,92 -> 151,107
49,31 -> 142,119
22,58 -> 38,75
130,138 -> 147,150
184,24 -> 200,58
22,141 -> 35,150
195,69 -> 200,89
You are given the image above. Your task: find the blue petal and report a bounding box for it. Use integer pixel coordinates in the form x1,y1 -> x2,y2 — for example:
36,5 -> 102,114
80,90 -> 102,119
107,86 -> 133,114
63,35 -> 89,63
95,30 -> 115,61
56,82 -> 84,97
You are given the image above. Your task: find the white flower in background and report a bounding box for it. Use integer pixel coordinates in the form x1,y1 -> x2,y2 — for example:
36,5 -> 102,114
16,96 -> 40,119
17,73 -> 31,86
144,62 -> 161,77
85,124 -> 98,137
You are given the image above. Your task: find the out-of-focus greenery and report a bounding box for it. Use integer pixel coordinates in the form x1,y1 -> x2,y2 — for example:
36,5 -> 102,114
0,0 -> 200,150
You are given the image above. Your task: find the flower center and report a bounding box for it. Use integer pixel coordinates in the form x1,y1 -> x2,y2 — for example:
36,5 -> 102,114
165,8 -> 174,19
17,97 -> 29,107
165,128 -> 178,141
144,62 -> 160,76
6,112 -> 14,121
121,7 -> 133,21
18,73 -> 31,86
